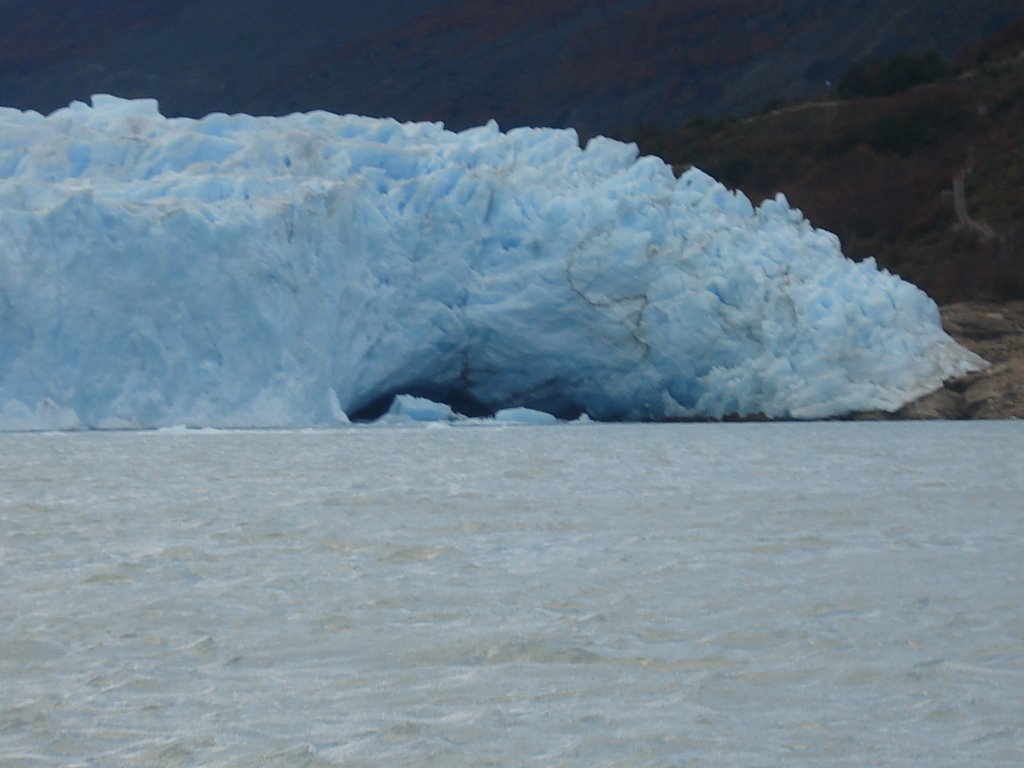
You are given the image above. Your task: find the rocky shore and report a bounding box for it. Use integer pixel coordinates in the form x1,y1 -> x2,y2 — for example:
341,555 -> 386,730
892,301 -> 1024,420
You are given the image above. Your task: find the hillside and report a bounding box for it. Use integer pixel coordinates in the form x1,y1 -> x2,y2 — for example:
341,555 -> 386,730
626,19 -> 1024,304
0,0 -> 1019,137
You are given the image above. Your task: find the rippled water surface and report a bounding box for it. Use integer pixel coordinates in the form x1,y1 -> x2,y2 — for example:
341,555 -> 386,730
2,421 -> 1023,767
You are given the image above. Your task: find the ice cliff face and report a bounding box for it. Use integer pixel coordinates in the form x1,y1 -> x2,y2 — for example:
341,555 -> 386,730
0,95 -> 983,429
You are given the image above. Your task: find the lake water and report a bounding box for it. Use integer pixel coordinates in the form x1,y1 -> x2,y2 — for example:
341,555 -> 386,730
1,421 -> 1022,767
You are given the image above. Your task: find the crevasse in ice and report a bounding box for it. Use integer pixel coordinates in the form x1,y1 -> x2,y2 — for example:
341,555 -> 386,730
0,95 -> 983,429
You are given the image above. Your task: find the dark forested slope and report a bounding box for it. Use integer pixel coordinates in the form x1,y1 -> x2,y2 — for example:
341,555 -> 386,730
627,20 -> 1024,304
0,0 -> 1019,136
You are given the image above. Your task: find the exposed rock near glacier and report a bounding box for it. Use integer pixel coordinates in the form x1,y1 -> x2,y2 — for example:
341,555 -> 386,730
0,95 -> 984,430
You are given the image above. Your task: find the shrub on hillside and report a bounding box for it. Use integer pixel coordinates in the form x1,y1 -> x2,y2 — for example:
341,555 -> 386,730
837,50 -> 948,99
825,103 -> 970,157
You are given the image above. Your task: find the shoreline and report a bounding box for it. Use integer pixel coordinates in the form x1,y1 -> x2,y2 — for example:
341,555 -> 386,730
883,300 -> 1024,420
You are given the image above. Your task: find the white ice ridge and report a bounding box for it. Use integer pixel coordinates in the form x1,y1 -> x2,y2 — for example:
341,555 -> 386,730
0,95 -> 984,429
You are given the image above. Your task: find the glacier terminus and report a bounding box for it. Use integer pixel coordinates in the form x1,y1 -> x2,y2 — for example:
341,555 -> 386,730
0,95 -> 984,430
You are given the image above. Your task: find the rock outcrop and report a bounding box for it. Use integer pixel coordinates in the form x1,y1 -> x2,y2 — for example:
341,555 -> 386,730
897,301 -> 1024,419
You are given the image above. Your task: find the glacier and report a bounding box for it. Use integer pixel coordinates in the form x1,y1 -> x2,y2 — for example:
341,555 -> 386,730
0,95 -> 983,430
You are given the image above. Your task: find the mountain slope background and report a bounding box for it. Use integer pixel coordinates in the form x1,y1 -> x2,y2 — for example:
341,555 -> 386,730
0,0 -> 1019,135
629,19 -> 1024,303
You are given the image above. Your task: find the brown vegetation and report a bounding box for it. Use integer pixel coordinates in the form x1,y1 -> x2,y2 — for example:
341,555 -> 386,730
624,17 -> 1024,304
